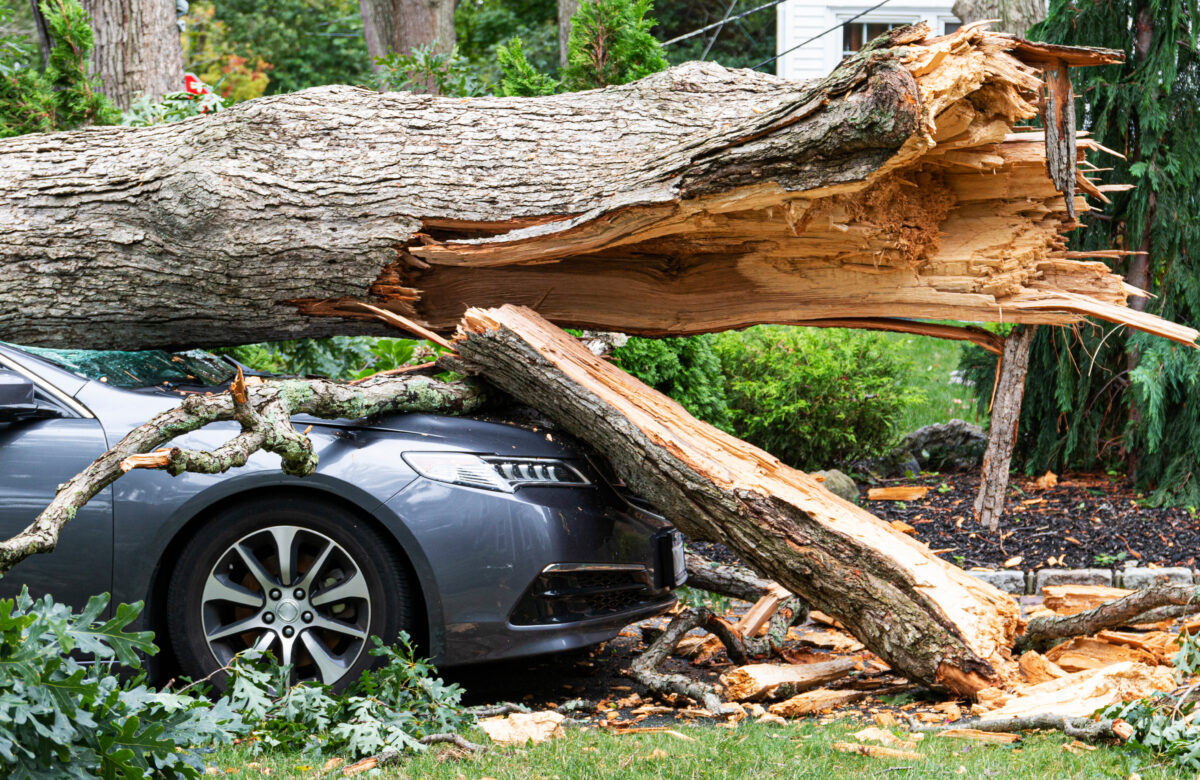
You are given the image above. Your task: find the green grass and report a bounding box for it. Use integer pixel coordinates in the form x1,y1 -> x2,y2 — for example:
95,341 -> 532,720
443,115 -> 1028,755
206,719 -> 1186,778
878,330 -> 987,434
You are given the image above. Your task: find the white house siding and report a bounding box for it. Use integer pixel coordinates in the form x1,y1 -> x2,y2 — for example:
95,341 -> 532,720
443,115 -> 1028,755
776,0 -> 960,81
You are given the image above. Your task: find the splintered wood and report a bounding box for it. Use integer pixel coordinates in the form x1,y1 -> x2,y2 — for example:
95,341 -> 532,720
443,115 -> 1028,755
720,659 -> 858,701
975,662 -> 1175,719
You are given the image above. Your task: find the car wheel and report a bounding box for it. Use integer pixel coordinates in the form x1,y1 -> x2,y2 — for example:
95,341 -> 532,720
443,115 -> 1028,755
167,496 -> 413,691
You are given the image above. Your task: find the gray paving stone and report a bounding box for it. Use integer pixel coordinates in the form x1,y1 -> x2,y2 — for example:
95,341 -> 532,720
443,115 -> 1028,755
968,570 -> 1026,594
1120,567 -> 1193,589
1034,568 -> 1113,592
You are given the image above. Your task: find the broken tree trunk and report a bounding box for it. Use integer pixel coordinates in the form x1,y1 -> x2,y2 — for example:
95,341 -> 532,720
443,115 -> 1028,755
975,324 -> 1037,531
449,304 -> 1021,698
1,25 -> 1193,352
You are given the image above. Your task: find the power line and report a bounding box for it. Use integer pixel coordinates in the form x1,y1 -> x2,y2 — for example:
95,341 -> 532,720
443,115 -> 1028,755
751,0 -> 894,70
661,0 -> 789,46
701,0 -> 741,60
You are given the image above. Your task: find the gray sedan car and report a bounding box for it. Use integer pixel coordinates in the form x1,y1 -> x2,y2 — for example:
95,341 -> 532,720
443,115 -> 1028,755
0,343 -> 684,688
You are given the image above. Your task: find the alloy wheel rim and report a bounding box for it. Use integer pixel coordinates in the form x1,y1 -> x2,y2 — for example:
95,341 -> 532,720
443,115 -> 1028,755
201,525 -> 371,686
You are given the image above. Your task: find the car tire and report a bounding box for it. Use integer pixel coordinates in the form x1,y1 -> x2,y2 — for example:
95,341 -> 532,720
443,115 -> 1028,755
167,495 -> 414,692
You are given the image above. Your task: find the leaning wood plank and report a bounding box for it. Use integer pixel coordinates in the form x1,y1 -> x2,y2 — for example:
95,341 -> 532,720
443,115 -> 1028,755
453,305 -> 1020,697
974,325 -> 1037,532
976,662 -> 1174,719
868,486 -> 930,501
4,25 -> 1193,353
720,659 -> 858,701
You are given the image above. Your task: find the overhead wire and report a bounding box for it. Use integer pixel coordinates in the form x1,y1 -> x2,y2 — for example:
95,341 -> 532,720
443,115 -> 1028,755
750,0 -> 894,70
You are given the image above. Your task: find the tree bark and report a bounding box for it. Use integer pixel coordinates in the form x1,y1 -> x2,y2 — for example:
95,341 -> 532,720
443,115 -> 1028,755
951,0 -> 1046,37
558,0 -> 579,67
77,0 -> 184,108
2,26 -> 1179,354
450,304 -> 1022,698
974,325 -> 1037,532
359,0 -> 456,72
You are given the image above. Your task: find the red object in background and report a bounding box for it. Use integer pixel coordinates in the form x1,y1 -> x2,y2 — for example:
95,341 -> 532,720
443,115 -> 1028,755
183,73 -> 210,96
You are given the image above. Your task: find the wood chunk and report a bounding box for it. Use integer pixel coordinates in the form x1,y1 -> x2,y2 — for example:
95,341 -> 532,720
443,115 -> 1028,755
936,729 -> 1021,744
1044,637 -> 1158,671
981,662 -> 1175,719
832,742 -> 923,760
1094,630 -> 1180,664
1017,651 -> 1068,684
852,727 -> 917,749
793,628 -> 866,653
1042,584 -> 1135,615
808,610 -> 845,629
769,689 -> 865,717
868,487 -> 930,501
890,520 -> 918,535
678,585 -> 790,658
720,658 -> 857,701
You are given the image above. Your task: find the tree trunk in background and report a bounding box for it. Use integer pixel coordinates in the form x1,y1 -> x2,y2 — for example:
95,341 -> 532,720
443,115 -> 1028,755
1,29 -> 1175,355
951,0 -> 1045,37
974,325 -> 1037,532
78,0 -> 183,109
451,305 -> 1022,697
558,0 -> 580,67
28,0 -> 51,68
359,0 -> 456,74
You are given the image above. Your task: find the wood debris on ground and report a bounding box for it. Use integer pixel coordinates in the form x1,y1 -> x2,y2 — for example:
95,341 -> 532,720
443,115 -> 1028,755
478,711 -> 566,745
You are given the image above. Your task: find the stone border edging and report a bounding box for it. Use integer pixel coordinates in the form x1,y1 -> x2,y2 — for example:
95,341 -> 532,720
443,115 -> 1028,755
967,566 -> 1197,595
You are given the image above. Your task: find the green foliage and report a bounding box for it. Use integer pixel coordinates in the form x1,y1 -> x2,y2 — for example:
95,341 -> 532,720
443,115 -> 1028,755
1101,694 -> 1200,772
711,326 -> 923,470
496,36 -> 560,95
375,44 -> 486,96
1012,0 -> 1200,504
560,0 -> 667,89
226,635 -> 465,758
189,0 -> 371,95
0,589 -> 242,778
497,0 -> 668,94
456,0 -> 558,86
611,335 -> 733,431
216,336 -> 376,380
121,76 -> 225,127
182,4 -> 272,103
0,0 -> 117,138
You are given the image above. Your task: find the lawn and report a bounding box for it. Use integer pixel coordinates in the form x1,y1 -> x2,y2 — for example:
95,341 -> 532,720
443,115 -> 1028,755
878,330 -> 988,434
207,719 -> 1182,778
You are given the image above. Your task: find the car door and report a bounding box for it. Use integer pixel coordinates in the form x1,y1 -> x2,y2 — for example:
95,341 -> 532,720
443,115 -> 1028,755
0,370 -> 113,610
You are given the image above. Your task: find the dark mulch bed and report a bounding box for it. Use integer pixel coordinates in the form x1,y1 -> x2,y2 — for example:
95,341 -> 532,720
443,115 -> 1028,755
692,470 -> 1200,570
872,471 -> 1200,570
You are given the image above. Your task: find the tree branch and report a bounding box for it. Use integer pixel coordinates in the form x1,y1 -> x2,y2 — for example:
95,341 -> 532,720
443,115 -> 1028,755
0,372 -> 486,576
1019,582 -> 1200,652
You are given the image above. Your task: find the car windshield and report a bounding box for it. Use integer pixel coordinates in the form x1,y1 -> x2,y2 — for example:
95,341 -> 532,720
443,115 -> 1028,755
17,346 -> 237,389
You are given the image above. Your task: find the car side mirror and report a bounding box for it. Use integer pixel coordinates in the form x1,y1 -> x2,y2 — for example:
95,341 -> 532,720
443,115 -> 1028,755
0,369 -> 41,421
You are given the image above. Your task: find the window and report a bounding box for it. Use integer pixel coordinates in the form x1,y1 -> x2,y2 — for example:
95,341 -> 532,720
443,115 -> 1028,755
943,20 -> 962,34
842,21 -> 906,56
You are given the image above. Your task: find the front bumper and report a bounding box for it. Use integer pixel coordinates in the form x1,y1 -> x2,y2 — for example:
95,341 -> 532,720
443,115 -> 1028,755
383,472 -> 682,666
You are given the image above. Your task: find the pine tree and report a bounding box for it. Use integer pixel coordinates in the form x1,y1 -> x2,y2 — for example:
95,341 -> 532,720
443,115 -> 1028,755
971,0 -> 1200,504
0,0 -> 116,137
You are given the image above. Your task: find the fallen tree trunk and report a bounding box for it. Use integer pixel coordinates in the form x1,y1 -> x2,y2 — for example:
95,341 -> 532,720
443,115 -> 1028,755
2,25 -> 1194,351
449,304 -> 1022,697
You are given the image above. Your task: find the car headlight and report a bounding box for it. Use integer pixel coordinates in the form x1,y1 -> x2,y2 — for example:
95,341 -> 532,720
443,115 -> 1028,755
401,452 -> 591,493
